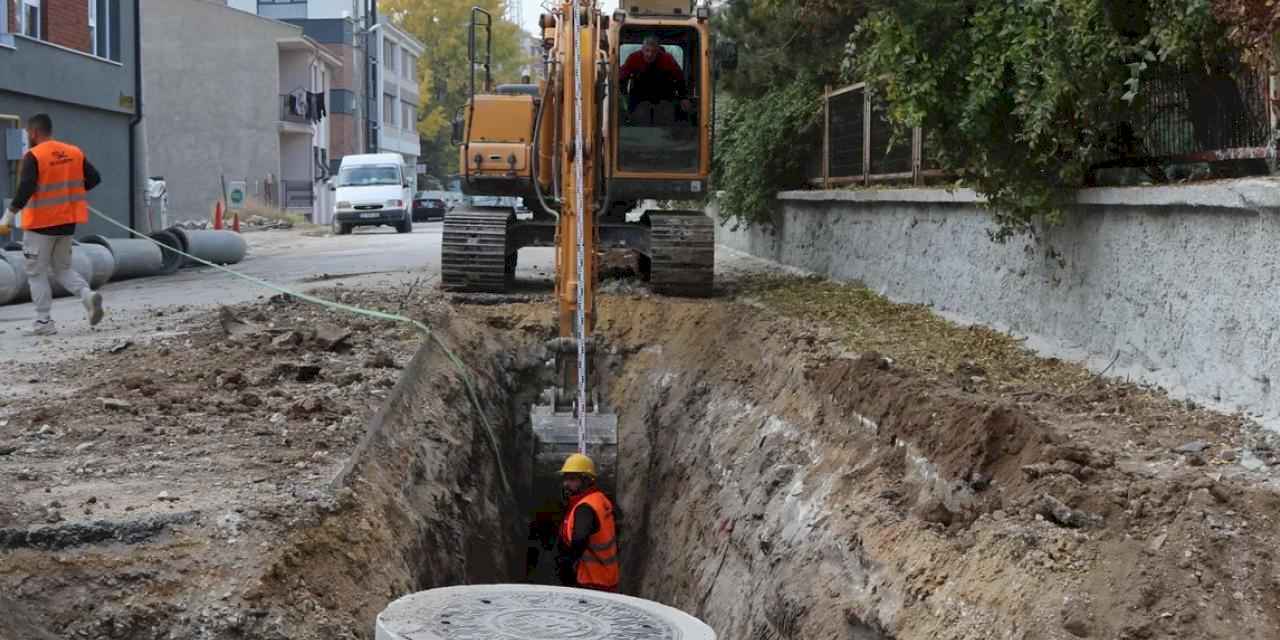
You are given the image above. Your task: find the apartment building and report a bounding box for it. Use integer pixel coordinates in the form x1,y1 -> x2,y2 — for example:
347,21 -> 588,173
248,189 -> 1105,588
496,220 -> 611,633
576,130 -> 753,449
0,0 -> 140,237
226,0 -> 425,180
373,17 -> 423,172
141,0 -> 339,222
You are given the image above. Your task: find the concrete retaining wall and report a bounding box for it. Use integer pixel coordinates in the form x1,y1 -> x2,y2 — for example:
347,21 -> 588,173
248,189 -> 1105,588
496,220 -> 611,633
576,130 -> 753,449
714,179 -> 1280,427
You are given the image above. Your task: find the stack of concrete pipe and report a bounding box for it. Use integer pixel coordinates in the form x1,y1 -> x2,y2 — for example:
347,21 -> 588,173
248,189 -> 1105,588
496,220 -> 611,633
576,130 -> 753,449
149,230 -> 186,275
76,242 -> 116,288
79,235 -> 165,281
164,228 -> 248,267
0,246 -> 103,305
0,228 -> 248,307
0,255 -> 19,306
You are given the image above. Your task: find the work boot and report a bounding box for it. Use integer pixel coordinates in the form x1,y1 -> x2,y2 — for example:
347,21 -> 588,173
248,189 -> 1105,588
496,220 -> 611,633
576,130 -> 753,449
82,291 -> 104,327
24,319 -> 57,336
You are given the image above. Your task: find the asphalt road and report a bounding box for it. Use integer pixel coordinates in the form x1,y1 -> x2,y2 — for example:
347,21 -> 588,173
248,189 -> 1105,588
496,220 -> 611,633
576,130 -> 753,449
0,222 -> 557,367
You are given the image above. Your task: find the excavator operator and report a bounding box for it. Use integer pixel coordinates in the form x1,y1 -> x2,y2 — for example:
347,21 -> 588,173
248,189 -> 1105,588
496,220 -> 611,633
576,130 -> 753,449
555,454 -> 620,592
620,36 -> 692,125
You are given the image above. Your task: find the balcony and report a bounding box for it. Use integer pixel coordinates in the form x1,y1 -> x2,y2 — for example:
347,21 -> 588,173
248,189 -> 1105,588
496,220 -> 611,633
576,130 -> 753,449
280,94 -> 310,124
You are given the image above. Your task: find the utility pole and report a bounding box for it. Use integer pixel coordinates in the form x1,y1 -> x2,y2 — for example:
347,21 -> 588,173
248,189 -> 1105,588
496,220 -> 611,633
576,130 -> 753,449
365,0 -> 380,154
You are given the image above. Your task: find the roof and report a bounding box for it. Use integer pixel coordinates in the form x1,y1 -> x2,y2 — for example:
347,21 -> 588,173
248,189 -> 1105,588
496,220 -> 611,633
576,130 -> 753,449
277,36 -> 344,69
378,17 -> 426,56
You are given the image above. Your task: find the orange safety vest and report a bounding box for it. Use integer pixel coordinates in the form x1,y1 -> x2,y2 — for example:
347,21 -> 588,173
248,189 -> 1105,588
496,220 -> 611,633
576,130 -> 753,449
22,141 -> 89,230
560,488 -> 619,591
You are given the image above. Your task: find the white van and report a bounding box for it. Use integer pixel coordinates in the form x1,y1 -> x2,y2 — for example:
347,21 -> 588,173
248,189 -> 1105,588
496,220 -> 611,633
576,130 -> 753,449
331,153 -> 415,235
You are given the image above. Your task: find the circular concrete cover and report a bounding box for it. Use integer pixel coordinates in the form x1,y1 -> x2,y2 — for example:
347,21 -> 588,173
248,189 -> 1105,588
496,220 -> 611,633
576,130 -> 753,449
375,584 -> 716,640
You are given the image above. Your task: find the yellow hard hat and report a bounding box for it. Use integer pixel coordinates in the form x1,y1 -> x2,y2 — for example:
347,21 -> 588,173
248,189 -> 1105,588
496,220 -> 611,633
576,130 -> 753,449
559,453 -> 597,477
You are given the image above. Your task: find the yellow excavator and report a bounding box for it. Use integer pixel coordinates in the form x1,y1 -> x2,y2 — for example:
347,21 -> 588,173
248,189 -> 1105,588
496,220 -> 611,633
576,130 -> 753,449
444,0 -> 732,492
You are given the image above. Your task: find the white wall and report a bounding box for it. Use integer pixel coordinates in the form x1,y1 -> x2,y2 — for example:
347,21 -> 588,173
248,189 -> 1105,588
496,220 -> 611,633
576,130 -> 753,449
141,0 -> 293,220
278,49 -> 311,97
715,182 -> 1280,430
224,0 -> 255,13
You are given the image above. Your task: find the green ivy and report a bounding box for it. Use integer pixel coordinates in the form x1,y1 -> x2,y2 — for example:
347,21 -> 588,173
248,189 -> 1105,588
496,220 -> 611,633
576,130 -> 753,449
854,0 -> 1232,241
712,79 -> 822,225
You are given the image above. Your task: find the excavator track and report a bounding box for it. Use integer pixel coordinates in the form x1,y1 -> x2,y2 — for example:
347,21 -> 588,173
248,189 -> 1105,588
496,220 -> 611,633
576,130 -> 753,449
646,211 -> 715,298
441,208 -> 513,293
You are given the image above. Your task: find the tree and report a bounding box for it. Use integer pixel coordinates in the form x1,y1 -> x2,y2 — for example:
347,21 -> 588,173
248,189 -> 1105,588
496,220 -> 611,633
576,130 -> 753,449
712,0 -> 866,225
1213,0 -> 1280,64
853,0 -> 1239,240
381,0 -> 530,180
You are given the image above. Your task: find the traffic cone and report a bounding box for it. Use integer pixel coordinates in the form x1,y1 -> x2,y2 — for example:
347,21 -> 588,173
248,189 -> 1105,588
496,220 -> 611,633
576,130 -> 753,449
232,212 -> 240,233
213,200 -> 224,230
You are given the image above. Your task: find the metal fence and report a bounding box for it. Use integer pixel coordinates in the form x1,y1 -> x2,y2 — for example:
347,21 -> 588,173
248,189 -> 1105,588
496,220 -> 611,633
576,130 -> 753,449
813,66 -> 1277,188
1127,65 -> 1275,164
283,180 -> 314,210
815,83 -> 943,188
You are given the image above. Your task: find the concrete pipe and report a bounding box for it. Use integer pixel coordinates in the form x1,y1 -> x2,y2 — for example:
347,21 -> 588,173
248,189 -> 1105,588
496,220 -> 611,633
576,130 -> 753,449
375,585 -> 717,640
174,230 -> 248,267
1,251 -> 28,303
0,249 -> 93,301
51,249 -> 96,298
148,230 -> 185,275
0,255 -> 19,305
73,243 -> 116,288
79,235 -> 166,281
162,226 -> 191,253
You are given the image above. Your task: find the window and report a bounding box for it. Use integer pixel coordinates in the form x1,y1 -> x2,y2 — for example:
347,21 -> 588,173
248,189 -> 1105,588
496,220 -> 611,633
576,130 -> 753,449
87,0 -> 96,54
257,0 -> 305,20
383,93 -> 396,129
336,165 -> 402,187
403,53 -> 415,80
617,28 -> 700,174
329,89 -> 355,115
384,40 -> 396,73
402,101 -> 415,133
21,0 -> 40,39
84,1 -> 121,60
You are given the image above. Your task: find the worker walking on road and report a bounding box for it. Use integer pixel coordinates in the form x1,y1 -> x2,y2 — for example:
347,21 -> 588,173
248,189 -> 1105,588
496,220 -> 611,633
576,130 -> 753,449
0,114 -> 105,335
556,453 -> 620,592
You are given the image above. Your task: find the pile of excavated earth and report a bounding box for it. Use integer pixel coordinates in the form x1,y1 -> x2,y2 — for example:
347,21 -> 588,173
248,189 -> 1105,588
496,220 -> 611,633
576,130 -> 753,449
2,266 -> 1280,640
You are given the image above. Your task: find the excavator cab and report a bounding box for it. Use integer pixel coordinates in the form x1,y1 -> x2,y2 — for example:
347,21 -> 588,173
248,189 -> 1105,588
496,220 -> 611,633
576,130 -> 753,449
612,22 -> 708,189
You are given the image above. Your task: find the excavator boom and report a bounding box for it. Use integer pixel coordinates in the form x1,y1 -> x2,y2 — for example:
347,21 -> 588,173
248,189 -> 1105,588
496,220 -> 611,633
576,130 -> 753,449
444,0 -> 723,492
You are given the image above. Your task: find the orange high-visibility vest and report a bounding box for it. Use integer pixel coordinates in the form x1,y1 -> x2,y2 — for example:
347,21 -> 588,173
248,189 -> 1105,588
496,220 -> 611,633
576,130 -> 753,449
561,489 -> 619,591
22,141 -> 89,230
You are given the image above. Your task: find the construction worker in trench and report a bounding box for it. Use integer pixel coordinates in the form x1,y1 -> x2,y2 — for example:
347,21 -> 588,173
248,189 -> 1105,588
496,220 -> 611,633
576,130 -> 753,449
556,453 -> 620,592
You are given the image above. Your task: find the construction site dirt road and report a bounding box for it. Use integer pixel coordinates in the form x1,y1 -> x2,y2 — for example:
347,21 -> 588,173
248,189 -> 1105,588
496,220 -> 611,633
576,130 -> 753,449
2,228 -> 1279,639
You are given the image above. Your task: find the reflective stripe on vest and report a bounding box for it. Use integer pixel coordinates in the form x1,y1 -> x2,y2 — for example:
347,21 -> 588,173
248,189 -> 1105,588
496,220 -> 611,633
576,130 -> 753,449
560,489 -> 620,589
22,141 -> 89,230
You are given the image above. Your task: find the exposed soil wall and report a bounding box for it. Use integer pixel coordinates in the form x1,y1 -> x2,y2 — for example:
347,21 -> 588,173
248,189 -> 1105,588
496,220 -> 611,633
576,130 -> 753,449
602,297 -> 1280,640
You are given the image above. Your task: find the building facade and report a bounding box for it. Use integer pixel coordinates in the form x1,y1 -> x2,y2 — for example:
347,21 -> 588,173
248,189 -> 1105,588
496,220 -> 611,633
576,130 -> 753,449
226,1 -> 425,181
141,0 -> 339,222
0,0 -> 140,238
372,17 -> 423,172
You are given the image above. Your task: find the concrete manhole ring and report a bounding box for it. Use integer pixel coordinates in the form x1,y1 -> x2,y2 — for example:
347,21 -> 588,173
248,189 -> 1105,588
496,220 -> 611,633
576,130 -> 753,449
376,584 -> 716,640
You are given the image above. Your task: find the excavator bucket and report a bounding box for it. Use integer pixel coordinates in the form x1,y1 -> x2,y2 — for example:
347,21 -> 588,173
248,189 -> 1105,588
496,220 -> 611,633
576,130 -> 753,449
531,404 -> 619,496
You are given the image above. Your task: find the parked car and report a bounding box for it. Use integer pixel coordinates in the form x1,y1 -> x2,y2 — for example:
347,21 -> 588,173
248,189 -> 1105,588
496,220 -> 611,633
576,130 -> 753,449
412,191 -> 449,221
330,153 -> 414,235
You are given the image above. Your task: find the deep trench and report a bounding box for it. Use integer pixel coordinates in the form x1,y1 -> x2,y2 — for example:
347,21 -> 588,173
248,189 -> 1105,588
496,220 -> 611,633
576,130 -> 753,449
335,301 -> 902,640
